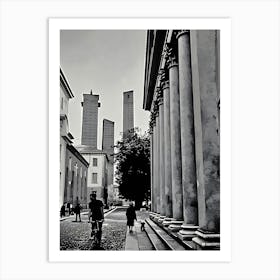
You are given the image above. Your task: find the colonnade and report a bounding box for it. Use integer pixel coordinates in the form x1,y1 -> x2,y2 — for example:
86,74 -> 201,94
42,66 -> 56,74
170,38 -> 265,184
149,30 -> 220,249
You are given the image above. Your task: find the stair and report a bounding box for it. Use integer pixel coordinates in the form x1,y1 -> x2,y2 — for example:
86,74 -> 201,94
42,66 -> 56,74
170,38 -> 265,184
145,218 -> 186,250
144,219 -> 170,250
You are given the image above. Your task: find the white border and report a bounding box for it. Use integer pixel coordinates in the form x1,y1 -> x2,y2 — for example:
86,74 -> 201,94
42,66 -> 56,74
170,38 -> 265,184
49,18 -> 231,262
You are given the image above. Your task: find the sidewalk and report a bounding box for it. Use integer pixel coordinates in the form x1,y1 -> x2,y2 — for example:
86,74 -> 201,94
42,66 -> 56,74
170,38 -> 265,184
124,221 -> 154,250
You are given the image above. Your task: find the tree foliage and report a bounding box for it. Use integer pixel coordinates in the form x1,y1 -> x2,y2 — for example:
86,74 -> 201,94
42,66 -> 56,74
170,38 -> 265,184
114,128 -> 150,208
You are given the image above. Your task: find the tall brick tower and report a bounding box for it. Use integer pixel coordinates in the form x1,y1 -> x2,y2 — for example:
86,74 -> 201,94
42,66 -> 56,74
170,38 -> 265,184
102,119 -> 115,162
81,91 -> 100,148
102,119 -> 114,189
123,90 -> 134,137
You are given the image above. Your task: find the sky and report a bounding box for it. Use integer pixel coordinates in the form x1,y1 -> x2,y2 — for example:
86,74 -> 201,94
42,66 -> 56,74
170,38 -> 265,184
60,30 -> 150,148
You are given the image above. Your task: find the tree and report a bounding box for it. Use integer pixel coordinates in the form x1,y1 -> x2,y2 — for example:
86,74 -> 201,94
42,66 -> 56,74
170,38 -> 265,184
114,128 -> 150,209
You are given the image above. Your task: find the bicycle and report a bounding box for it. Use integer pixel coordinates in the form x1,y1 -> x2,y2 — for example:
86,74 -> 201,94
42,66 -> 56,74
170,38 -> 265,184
89,219 -> 103,248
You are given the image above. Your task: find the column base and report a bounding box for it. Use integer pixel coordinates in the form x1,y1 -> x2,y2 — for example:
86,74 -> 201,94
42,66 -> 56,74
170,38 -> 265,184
158,215 -> 166,224
192,229 -> 220,250
177,224 -> 199,240
153,213 -> 162,222
149,212 -> 160,221
168,220 -> 184,232
162,217 -> 175,227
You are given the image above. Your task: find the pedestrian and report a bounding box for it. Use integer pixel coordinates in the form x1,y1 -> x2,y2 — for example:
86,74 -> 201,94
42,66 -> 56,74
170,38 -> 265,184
60,204 -> 66,218
67,202 -> 71,216
75,203 -> 81,222
126,202 -> 137,233
88,191 -> 104,244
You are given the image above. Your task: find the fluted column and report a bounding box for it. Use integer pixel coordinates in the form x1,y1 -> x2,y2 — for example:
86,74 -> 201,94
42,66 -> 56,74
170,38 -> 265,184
149,118 -> 154,212
160,69 -> 173,226
176,30 -> 199,240
153,121 -> 158,213
157,88 -> 166,221
190,30 -> 220,249
167,45 -> 183,231
154,102 -> 161,214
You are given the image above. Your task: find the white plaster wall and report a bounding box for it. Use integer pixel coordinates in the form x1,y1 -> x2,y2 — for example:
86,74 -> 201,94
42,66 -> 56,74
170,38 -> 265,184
59,137 -> 67,207
82,154 -> 106,195
60,87 -> 69,117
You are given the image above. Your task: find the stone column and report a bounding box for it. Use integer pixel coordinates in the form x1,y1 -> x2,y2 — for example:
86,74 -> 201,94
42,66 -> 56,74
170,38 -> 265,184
149,116 -> 155,213
166,45 -> 183,231
160,69 -> 173,226
176,30 -> 199,240
190,30 -> 220,249
158,88 -> 166,222
152,116 -> 158,214
154,102 -> 161,215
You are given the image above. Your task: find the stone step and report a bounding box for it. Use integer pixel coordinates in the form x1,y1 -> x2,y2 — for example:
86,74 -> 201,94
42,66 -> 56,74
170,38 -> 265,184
144,220 -> 170,250
151,218 -> 194,250
135,223 -> 155,250
145,218 -> 186,251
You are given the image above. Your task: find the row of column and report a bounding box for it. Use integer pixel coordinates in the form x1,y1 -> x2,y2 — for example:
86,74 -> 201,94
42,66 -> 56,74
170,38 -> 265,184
64,165 -> 87,208
149,30 -> 220,249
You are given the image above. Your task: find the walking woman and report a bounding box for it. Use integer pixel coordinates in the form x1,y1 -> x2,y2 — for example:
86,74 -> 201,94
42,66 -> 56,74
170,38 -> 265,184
126,202 -> 137,233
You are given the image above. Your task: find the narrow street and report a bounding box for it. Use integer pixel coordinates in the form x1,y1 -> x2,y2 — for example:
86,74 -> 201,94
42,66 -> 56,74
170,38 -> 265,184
60,207 -> 128,250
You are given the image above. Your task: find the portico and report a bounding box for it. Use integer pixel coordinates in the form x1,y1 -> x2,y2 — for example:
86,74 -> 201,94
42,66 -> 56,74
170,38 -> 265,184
144,30 -> 220,250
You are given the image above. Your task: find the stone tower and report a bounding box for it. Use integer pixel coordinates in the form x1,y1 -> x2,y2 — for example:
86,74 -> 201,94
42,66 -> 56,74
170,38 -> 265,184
81,91 -> 100,148
102,119 -> 115,188
123,90 -> 134,137
102,119 -> 115,162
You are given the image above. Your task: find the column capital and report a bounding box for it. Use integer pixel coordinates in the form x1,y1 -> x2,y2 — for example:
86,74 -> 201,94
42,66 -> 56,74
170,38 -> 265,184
150,111 -> 156,126
166,44 -> 178,69
159,68 -> 169,90
156,87 -> 164,106
149,121 -> 154,134
175,30 -> 190,40
152,98 -> 159,117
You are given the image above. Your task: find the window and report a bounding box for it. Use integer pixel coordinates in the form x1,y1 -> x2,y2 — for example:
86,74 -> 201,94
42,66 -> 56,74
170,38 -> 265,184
92,173 -> 98,184
92,158 -> 98,166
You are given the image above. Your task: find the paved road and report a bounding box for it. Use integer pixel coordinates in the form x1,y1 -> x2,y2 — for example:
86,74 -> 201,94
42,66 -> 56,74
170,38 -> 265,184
60,207 -> 127,251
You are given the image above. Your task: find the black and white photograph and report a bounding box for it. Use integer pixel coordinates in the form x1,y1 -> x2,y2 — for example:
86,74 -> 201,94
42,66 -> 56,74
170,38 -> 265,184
1,1 -> 279,279
59,28 -> 221,252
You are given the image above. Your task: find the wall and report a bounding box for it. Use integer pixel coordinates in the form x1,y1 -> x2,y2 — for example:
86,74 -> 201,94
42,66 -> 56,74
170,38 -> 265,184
64,148 -> 88,207
81,153 -> 106,203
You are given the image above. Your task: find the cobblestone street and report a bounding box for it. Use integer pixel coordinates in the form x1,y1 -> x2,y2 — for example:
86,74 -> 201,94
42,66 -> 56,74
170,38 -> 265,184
60,207 -> 148,251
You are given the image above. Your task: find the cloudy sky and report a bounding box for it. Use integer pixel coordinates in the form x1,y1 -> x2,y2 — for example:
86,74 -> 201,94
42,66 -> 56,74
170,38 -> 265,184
60,30 -> 150,148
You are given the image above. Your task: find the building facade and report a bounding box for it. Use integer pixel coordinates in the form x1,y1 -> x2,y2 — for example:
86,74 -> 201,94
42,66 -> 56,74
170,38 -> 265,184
144,30 -> 220,250
75,146 -> 109,205
60,69 -> 74,208
64,145 -> 89,208
60,69 -> 89,209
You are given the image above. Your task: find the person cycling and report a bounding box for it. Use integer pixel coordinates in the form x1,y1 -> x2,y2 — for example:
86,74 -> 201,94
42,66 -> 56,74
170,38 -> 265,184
88,191 -> 104,244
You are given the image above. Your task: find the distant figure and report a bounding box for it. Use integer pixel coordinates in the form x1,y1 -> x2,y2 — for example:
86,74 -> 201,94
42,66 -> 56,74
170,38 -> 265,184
60,205 -> 66,218
126,202 -> 137,233
67,202 -> 71,216
75,203 -> 81,222
140,221 -> 145,231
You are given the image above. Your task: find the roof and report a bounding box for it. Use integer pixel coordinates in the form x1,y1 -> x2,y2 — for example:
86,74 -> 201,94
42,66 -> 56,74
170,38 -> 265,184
66,144 -> 89,167
143,30 -> 167,111
75,145 -> 108,156
60,68 -> 74,98
103,119 -> 114,124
